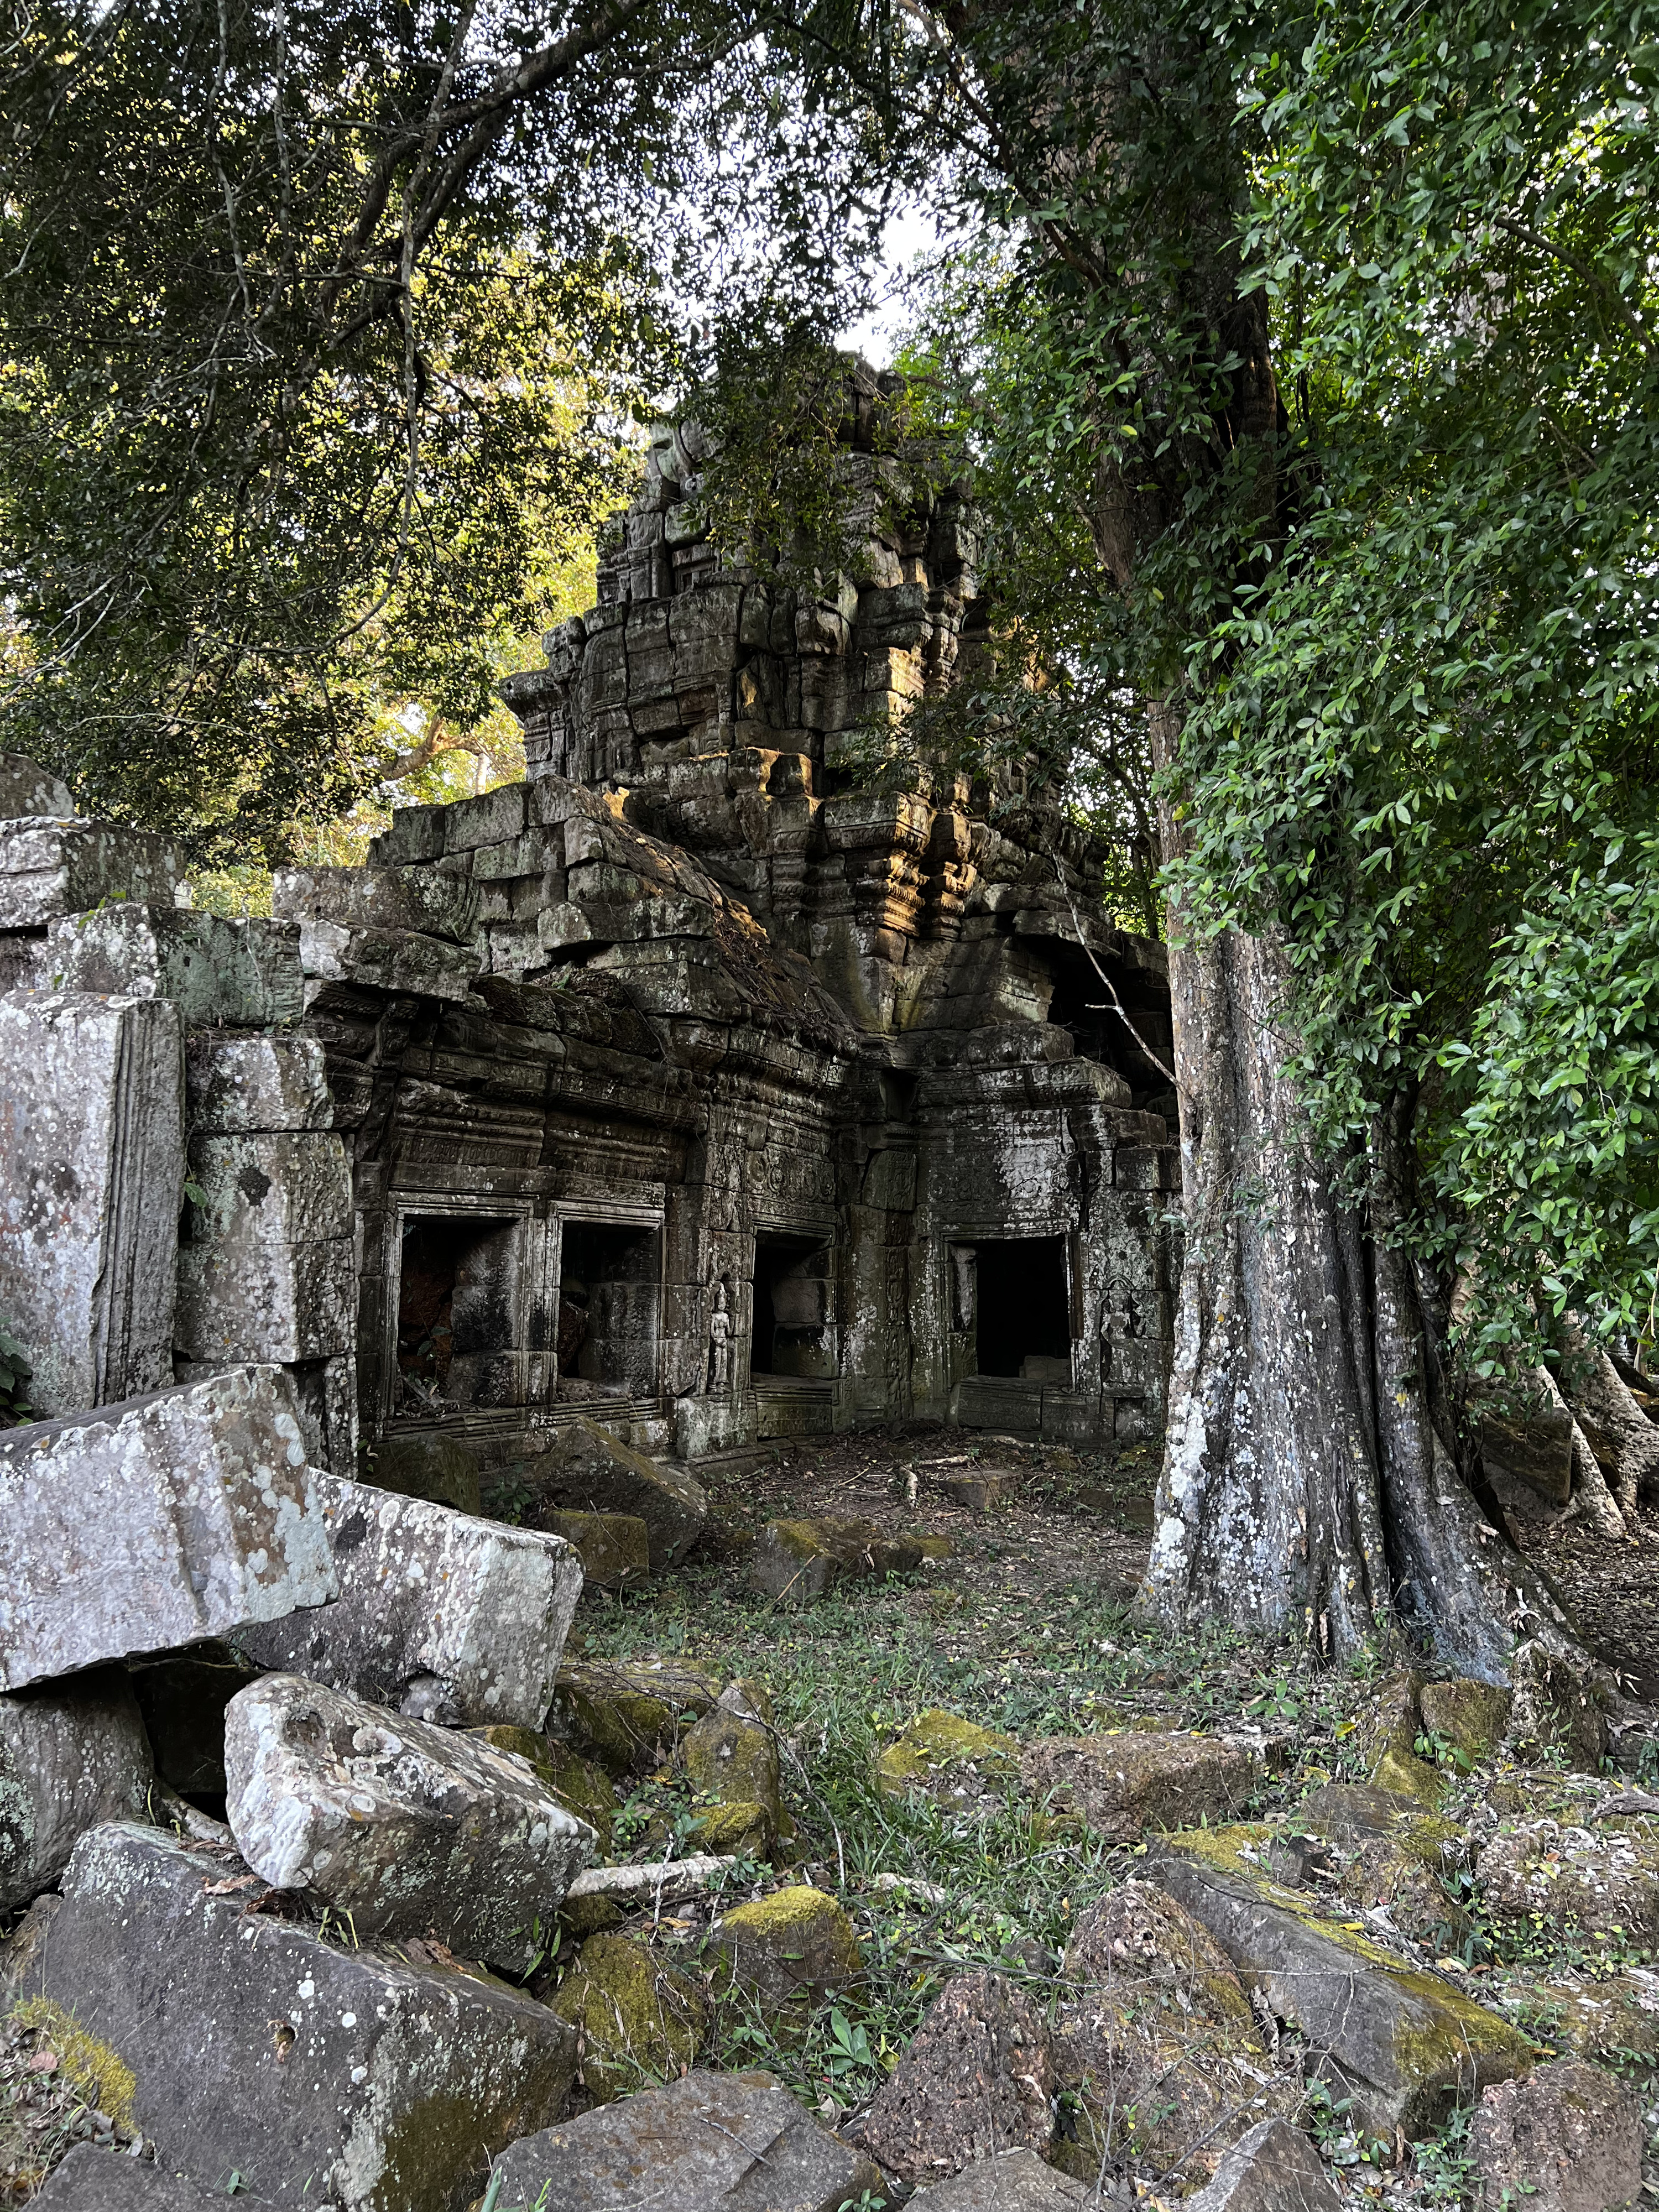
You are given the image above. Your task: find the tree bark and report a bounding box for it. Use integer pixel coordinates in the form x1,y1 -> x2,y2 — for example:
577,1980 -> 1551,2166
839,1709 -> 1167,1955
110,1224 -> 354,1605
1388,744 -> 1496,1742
1557,1314 -> 1659,1526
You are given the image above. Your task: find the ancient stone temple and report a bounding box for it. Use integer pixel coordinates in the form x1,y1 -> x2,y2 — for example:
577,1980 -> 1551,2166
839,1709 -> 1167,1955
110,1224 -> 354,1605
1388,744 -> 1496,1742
0,374 -> 1178,1477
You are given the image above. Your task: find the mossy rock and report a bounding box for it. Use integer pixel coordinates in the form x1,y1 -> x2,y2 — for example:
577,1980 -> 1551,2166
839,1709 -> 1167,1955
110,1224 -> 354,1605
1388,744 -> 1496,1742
690,1800 -> 774,1856
875,1710 -> 1018,1808
1419,1678 -> 1512,1765
549,1659 -> 720,1773
1513,1971 -> 1659,2064
682,1707 -> 781,1828
362,1432 -> 482,1516
1354,1667 -> 1426,1768
537,1510 -> 650,1592
1061,1877 -> 1254,2031
708,1885 -> 863,2005
751,1516 -> 923,1603
551,1931 -> 707,2103
541,1742 -> 620,1848
557,1894 -> 625,1943
1371,1745 -> 1449,1807
916,1535 -> 954,1560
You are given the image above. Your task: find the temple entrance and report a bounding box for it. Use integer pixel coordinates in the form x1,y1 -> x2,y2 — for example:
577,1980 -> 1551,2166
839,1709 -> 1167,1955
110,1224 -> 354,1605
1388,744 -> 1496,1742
396,1214 -> 520,1410
972,1235 -> 1072,1381
750,1233 -> 833,1380
557,1219 -> 660,1399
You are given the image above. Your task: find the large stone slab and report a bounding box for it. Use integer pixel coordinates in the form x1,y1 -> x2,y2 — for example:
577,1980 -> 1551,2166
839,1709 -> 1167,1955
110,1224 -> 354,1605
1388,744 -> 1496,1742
274,862 -> 480,946
0,820 -> 179,927
0,753 -> 74,821
224,1673 -> 593,1969
487,2067 -> 880,2212
0,1366 -> 338,1691
185,1031 -> 335,1133
1154,1845 -> 1531,2136
17,1821 -> 576,2212
236,1476 -> 582,1726
539,1417 -> 707,1567
175,1131 -> 356,1365
43,905 -> 302,1025
34,2142 -> 233,2209
0,990 -> 184,1413
1021,1732 -> 1255,1841
0,1669 -> 152,1908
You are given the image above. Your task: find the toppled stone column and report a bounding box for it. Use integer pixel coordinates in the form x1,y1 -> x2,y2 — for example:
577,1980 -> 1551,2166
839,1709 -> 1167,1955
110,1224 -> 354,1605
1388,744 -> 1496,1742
236,1477 -> 582,1726
0,990 -> 184,1414
0,1365 -> 338,1690
224,1673 -> 594,1968
0,1669 -> 152,1908
16,1820 -> 577,2212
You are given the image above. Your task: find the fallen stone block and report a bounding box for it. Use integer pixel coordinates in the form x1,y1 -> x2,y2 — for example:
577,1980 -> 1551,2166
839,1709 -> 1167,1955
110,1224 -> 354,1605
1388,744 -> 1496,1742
538,1508 -> 650,1589
539,1418 -> 707,1567
0,989 -> 184,1415
366,1430 -> 483,1514
1470,2057 -> 1641,2212
488,2066 -> 880,2212
236,1475 -> 581,1727
0,1366 -> 337,1691
1180,2118 -> 1339,2212
876,1709 -> 1018,1809
1061,1877 -> 1253,2024
34,2142 -> 233,2209
0,753 -> 74,821
223,1673 -> 593,1970
43,905 -> 301,1026
682,1679 -> 784,1839
1477,1810 -> 1659,1949
549,1657 -> 720,1771
17,1821 -> 576,2212
752,1514 -> 923,1602
708,1885 -> 861,2005
937,1470 -> 1014,1511
274,862 -> 480,946
185,1031 -> 335,1134
174,1130 -> 356,1365
0,1670 -> 152,1909
862,1970 -> 1056,2184
1021,1730 -> 1255,1841
907,2148 -> 1096,2212
1154,1842 -> 1531,2135
1419,1678 -> 1512,1765
0,820 -> 179,928
551,1929 -> 708,2099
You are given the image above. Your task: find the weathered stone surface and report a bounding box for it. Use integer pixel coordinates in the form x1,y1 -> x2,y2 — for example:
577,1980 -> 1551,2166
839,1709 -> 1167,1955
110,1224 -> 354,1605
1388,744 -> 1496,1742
1477,1811 -> 1659,1948
1180,2119 -> 1339,2212
0,820 -> 179,928
1419,1679 -> 1512,1765
17,1821 -> 576,2212
538,1419 -> 707,1567
1061,1879 -> 1252,2023
275,862 -> 481,946
44,905 -> 302,1026
1510,1640 -> 1610,1771
0,1671 -> 152,1909
34,2142 -> 232,2210
0,753 -> 74,821
1288,1788 -> 1469,1949
752,1515 -> 924,1602
489,2067 -> 881,2212
224,1673 -> 594,1969
682,1681 -> 783,1840
1520,1968 -> 1659,2064
1470,2058 -> 1641,2212
708,1885 -> 861,2004
1021,1731 -> 1255,1841
908,2149 -> 1094,2212
236,1477 -> 581,1728
862,1970 -> 1056,2184
549,1657 -> 720,1771
0,1366 -> 337,1691
538,1509 -> 650,1589
175,1131 -> 355,1365
552,1930 -> 708,2100
185,1031 -> 335,1134
877,1709 -> 1018,1808
294,917 -> 478,999
128,1647 -> 259,1801
1369,1744 -> 1447,1806
1154,1842 -> 1532,2136
0,990 -> 183,1415
366,1430 -> 483,1514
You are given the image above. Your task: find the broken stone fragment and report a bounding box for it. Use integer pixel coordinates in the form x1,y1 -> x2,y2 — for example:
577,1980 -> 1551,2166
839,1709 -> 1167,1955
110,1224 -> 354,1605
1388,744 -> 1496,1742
0,989 -> 184,1415
223,1673 -> 594,1970
16,1820 -> 576,2212
1477,1809 -> 1659,1949
0,753 -> 74,821
549,1657 -> 721,1771
1061,1877 -> 1253,2025
1154,1838 -> 1531,2136
751,1514 -> 924,1602
0,819 -> 179,928
1470,2057 -> 1641,2212
1418,1678 -> 1514,1765
234,1476 -> 582,1728
488,2066 -> 881,2212
681,1682 -> 784,1842
1516,1967 -> 1659,2065
0,1366 -> 337,1691
707,1885 -> 862,2006
274,860 -> 481,945
538,1507 -> 650,1589
1020,1730 -> 1255,1841
907,2148 -> 1097,2212
538,1417 -> 708,1567
551,1929 -> 708,2100
43,904 -> 302,1026
862,1968 -> 1056,2184
0,1670 -> 152,1910
1290,1785 -> 1470,1949
875,1709 -> 1018,1808
1179,2117 -> 1340,2212
34,2141 -> 233,2209
364,1428 -> 483,1514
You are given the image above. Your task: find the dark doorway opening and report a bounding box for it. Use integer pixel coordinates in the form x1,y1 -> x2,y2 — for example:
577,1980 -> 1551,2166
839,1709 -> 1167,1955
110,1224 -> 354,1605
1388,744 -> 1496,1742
559,1220 -> 660,1397
750,1234 -> 833,1379
397,1214 -> 518,1409
974,1235 -> 1072,1380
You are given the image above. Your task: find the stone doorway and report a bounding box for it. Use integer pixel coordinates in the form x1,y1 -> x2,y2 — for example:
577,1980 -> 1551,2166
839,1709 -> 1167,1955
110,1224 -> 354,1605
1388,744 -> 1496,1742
556,1219 -> 661,1401
395,1213 -> 521,1411
750,1233 -> 833,1381
971,1235 -> 1073,1383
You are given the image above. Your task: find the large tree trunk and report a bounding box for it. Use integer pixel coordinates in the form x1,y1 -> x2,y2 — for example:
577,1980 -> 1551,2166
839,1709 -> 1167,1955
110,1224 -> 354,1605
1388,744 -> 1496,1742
1141,768 -> 1588,1678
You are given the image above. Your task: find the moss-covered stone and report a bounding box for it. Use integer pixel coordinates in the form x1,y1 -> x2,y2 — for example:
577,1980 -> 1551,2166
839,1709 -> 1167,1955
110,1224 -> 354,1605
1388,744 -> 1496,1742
1354,1668 -> 1426,1770
709,1885 -> 862,2005
1371,1745 -> 1448,1807
751,1517 -> 923,1603
549,1659 -> 720,1773
1021,1730 -> 1256,1841
875,1710 -> 1018,1819
1419,1678 -> 1513,1765
11,1997 -> 137,2134
1511,1971 -> 1659,2064
557,1893 -> 625,1943
690,1800 -> 773,1856
1477,1814 -> 1659,1949
682,1709 -> 781,1822
1061,1877 -> 1254,2030
362,1432 -> 482,1516
550,1931 -> 707,2103
536,1510 -> 650,1592
538,1741 -> 619,1848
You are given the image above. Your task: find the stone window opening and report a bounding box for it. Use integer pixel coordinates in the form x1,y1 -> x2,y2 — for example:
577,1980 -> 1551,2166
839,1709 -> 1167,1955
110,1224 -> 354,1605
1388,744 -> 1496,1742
396,1214 -> 519,1412
750,1234 -> 833,1380
557,1220 -> 660,1400
969,1235 -> 1073,1383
